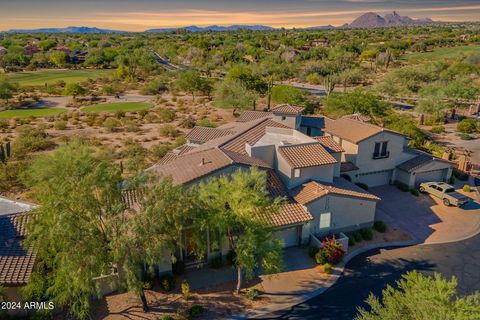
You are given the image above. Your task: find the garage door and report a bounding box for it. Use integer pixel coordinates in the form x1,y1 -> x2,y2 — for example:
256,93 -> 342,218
414,169 -> 448,186
357,170 -> 393,187
274,227 -> 299,248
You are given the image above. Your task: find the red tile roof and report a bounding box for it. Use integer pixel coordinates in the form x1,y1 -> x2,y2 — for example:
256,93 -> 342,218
278,143 -> 337,168
290,178 -> 381,205
186,127 -> 234,144
236,110 -> 272,123
324,117 -> 402,143
0,212 -> 36,286
271,104 -> 305,115
314,136 -> 344,153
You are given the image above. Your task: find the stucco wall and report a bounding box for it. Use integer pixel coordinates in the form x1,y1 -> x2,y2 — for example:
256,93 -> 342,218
306,194 -> 377,236
356,132 -> 413,174
248,144 -> 276,167
272,114 -> 300,128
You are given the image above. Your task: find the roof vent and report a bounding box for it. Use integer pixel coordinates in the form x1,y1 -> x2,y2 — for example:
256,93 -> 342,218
280,141 -> 291,146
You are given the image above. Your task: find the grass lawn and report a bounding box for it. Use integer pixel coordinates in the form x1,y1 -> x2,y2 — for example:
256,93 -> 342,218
4,69 -> 114,86
402,45 -> 480,62
0,107 -> 67,119
82,102 -> 152,113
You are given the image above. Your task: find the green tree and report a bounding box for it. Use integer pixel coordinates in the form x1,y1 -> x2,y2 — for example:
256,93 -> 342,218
323,89 -> 390,119
271,85 -> 306,105
23,142 -> 126,319
356,271 -> 480,320
193,168 -> 284,293
213,79 -> 257,109
175,70 -> 204,102
0,77 -> 17,103
63,82 -> 86,100
48,51 -> 69,68
226,65 -> 268,94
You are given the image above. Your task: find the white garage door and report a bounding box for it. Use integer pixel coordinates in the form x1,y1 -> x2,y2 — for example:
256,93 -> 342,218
358,170 -> 393,187
414,169 -> 447,186
274,227 -> 299,248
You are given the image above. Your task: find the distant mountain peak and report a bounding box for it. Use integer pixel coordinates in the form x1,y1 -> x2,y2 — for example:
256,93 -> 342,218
345,11 -> 435,28
145,25 -> 274,33
6,26 -> 125,33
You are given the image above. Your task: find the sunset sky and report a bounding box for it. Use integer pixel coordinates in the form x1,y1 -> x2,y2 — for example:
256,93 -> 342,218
1,0 -> 479,31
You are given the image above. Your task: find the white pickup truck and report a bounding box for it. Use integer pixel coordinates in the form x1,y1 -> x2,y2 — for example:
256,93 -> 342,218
419,182 -> 470,207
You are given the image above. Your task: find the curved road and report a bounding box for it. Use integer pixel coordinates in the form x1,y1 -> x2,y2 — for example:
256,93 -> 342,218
257,233 -> 480,320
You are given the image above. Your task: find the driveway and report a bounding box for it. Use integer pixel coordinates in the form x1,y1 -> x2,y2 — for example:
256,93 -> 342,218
371,185 -> 480,244
256,232 -> 480,320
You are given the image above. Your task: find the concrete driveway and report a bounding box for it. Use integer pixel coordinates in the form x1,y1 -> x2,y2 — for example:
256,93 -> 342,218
371,185 -> 480,244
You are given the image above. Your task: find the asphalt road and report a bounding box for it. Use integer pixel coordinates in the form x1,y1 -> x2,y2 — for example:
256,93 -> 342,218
256,233 -> 480,320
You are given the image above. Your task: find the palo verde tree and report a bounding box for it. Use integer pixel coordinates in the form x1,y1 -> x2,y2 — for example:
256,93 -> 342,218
23,141 -> 126,318
114,175 -> 193,312
356,271 -> 480,320
63,82 -> 86,100
0,77 -> 17,103
23,141 -> 193,317
193,167 -> 284,293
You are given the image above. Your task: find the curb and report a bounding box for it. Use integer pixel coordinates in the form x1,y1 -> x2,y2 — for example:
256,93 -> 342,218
230,239 -> 419,320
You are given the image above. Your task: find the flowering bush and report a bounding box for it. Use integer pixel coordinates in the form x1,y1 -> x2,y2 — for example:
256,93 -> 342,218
320,237 -> 345,264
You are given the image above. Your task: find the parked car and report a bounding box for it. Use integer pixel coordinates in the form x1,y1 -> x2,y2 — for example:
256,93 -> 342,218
419,182 -> 470,207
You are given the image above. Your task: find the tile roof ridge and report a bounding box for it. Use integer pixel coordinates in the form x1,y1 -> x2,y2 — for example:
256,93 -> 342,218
218,117 -> 272,148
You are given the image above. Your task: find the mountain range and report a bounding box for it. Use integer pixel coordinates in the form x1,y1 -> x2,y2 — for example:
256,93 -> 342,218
343,11 -> 434,28
3,12 -> 437,33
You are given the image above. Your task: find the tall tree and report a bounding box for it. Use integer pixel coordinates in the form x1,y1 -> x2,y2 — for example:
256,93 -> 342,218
356,271 -> 480,320
0,77 -> 17,103
63,82 -> 86,100
193,168 -> 284,293
175,70 -> 204,102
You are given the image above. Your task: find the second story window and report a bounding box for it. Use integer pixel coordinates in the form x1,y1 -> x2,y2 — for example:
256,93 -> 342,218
373,141 -> 389,159
294,168 -> 301,178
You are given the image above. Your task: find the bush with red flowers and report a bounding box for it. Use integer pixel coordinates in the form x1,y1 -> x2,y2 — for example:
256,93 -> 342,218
320,237 -> 345,264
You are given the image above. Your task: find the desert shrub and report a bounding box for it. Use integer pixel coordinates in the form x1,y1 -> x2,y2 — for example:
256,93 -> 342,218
157,108 -> 176,123
196,118 -> 216,128
0,161 -> 28,193
85,113 -> 97,127
0,119 -> 9,130
245,288 -> 259,301
144,112 -> 159,123
115,110 -> 125,119
320,237 -> 345,264
102,117 -> 120,132
181,280 -> 190,301
174,136 -> 187,147
394,180 -> 409,192
122,118 -> 140,132
172,260 -> 185,275
409,188 -> 420,196
323,263 -> 333,274
162,316 -> 174,320
159,274 -> 175,292
373,220 -> 387,233
53,120 -> 67,130
306,73 -> 322,85
13,125 -> 52,158
189,304 -> 204,318
463,185 -> 471,192
179,116 -> 196,129
308,245 -> 319,259
138,109 -> 148,119
210,254 -> 223,269
140,76 -> 169,95
459,133 -> 473,140
151,143 -> 173,160
355,182 -> 368,190
457,118 -> 477,133
158,124 -> 178,137
430,125 -> 445,134
360,228 -> 373,241
352,231 -> 362,243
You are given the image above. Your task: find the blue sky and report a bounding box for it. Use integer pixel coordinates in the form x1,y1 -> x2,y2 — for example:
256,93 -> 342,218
1,0 -> 479,31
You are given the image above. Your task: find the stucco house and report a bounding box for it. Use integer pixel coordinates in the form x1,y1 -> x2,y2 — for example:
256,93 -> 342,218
324,115 -> 452,188
146,105 -> 402,271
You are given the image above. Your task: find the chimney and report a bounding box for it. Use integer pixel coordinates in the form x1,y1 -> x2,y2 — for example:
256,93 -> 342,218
200,157 -> 206,166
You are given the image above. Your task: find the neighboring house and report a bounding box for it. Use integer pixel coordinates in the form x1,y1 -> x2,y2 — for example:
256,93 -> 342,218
324,116 -> 452,188
0,198 -> 36,314
147,105 -> 393,272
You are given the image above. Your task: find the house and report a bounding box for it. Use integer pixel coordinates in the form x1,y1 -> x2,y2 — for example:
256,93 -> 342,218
0,198 -> 36,314
147,105 -> 392,272
323,115 -> 452,188
23,44 -> 41,56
